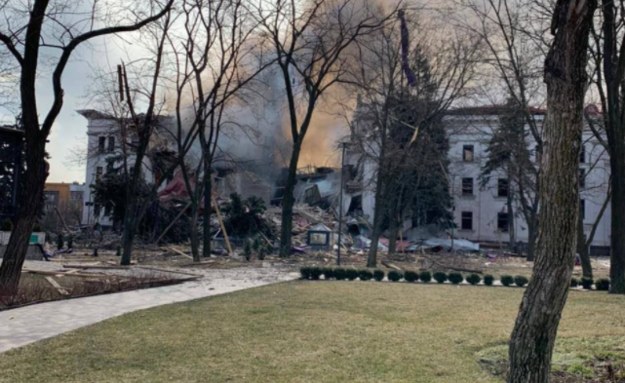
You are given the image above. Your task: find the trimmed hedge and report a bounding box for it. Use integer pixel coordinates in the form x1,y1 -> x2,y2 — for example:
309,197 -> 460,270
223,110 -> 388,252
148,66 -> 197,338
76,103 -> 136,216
345,269 -> 359,281
483,274 -> 494,286
387,270 -> 403,282
581,277 -> 593,290
501,275 -> 514,287
358,269 -> 373,281
433,272 -> 447,284
595,278 -> 610,291
334,268 -> 347,281
321,267 -> 334,280
300,266 -> 311,280
514,275 -> 529,287
310,267 -> 322,280
570,277 -> 579,288
404,270 -> 419,283
419,271 -> 432,283
466,274 -> 481,285
373,269 -> 385,281
448,272 -> 463,285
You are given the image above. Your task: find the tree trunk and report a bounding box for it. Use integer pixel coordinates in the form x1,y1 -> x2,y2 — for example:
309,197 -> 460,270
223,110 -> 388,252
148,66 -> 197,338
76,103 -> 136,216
576,211 -> 593,279
507,181 -> 516,252
367,162 -> 386,267
507,1 -> 595,381
202,165 -> 212,258
120,148 -> 148,266
609,159 -> 625,293
190,202 -> 200,262
526,216 -> 537,262
279,141 -> 302,257
388,215 -> 399,255
0,140 -> 47,296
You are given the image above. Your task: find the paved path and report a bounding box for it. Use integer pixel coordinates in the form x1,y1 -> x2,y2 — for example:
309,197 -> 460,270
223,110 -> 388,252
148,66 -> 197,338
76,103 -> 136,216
0,267 -> 298,353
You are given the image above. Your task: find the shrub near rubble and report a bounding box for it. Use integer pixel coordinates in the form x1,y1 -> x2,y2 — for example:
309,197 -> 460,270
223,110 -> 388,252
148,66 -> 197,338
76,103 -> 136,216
373,270 -> 385,281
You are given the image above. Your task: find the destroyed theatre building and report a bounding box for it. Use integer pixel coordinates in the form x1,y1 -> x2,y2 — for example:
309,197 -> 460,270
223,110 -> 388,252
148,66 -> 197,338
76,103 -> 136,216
342,104 -> 611,254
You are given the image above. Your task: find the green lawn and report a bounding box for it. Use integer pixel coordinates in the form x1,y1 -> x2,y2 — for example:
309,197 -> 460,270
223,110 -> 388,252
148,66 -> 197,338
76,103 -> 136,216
1,282 -> 625,382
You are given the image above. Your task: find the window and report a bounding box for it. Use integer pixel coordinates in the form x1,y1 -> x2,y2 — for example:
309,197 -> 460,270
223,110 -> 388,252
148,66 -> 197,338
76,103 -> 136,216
462,145 -> 474,162
98,136 -> 106,153
580,199 -> 585,221
497,212 -> 509,232
108,136 -> 115,152
579,168 -> 585,188
461,211 -> 473,230
462,177 -> 473,196
96,166 -> 103,180
106,159 -> 114,174
497,178 -> 509,197
580,145 -> 585,163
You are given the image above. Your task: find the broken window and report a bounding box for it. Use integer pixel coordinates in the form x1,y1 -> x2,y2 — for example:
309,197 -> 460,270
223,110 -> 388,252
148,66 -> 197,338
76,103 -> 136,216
579,168 -> 585,188
462,177 -> 473,196
462,145 -> 474,162
497,212 -> 509,232
497,178 -> 508,197
98,136 -> 106,153
108,136 -> 115,152
461,211 -> 473,230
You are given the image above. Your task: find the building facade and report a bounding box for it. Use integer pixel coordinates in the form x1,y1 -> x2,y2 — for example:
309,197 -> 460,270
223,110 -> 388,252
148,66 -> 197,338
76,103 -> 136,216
342,105 -> 611,252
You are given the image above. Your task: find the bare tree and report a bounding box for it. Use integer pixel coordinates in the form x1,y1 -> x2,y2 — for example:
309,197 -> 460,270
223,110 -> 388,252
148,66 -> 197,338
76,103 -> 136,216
170,0 -> 271,261
463,0 -> 550,261
253,0 -> 399,258
0,0 -> 173,295
585,0 -> 625,293
507,0 -> 597,381
344,8 -> 479,266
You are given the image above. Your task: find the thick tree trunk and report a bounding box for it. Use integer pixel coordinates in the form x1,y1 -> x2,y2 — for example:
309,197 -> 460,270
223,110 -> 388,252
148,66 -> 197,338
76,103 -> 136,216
507,1 -> 595,381
0,141 -> 47,296
120,147 -> 149,266
279,141 -> 302,257
609,159 -> 625,293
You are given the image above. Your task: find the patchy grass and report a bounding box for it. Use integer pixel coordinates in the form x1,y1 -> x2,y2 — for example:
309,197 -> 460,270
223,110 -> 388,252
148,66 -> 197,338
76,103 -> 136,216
1,282 -> 624,382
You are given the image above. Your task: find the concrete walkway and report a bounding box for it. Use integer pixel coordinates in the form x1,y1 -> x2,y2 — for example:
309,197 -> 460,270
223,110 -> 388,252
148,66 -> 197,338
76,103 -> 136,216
0,267 -> 298,353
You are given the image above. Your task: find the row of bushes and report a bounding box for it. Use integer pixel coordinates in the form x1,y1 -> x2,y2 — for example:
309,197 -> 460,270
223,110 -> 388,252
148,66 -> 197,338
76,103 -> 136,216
300,267 -> 613,290
299,267 -> 531,287
570,277 -> 611,291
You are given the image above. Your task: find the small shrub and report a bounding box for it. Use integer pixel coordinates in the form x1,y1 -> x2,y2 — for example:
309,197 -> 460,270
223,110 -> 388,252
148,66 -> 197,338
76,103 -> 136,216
310,267 -> 322,280
514,275 -> 529,287
433,272 -> 447,284
322,267 -> 335,280
387,270 -> 403,282
581,277 -> 593,290
448,272 -> 463,285
466,274 -> 481,285
345,268 -> 359,281
501,275 -> 514,287
358,269 -> 373,281
483,274 -> 494,286
373,269 -> 385,281
404,270 -> 419,283
419,271 -> 432,283
595,278 -> 610,291
334,268 -> 347,281
570,277 -> 579,288
300,267 -> 311,280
